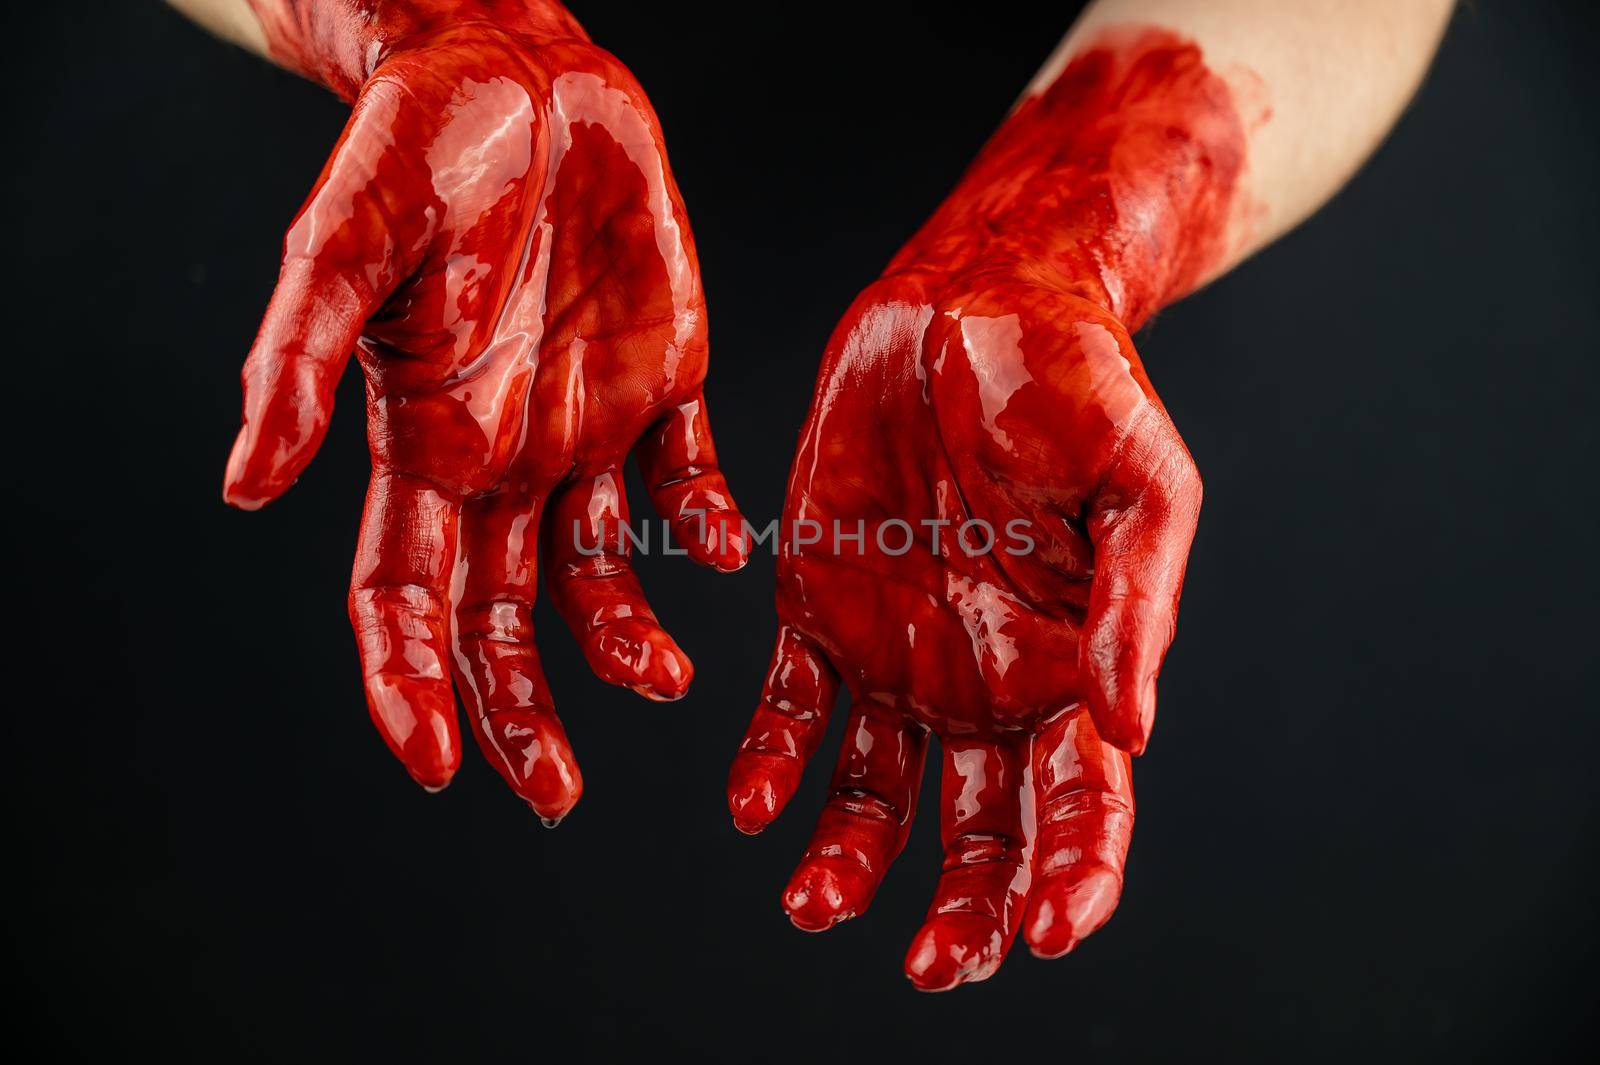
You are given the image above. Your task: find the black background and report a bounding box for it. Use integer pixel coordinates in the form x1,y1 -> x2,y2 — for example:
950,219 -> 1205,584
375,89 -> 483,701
9,1 -> 1599,1061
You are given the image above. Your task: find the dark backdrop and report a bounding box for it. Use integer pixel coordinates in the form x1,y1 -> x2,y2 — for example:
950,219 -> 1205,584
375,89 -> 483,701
9,2 -> 1598,1061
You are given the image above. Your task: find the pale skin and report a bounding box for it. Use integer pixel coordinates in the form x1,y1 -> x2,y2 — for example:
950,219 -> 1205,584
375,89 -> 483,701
168,0 -> 267,53
1042,0 -> 1454,269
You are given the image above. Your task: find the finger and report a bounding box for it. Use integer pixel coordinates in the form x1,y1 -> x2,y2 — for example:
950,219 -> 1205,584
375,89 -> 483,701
636,390 -> 750,572
224,78 -> 432,509
348,471 -> 463,791
544,467 -> 693,702
452,490 -> 582,825
1022,706 -> 1135,958
1081,405 -> 1203,753
727,625 -> 840,834
782,702 -> 929,932
904,736 -> 1032,991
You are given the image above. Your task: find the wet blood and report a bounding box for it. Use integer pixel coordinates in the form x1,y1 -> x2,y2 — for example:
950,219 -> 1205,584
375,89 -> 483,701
728,26 -> 1247,989
229,1 -> 747,823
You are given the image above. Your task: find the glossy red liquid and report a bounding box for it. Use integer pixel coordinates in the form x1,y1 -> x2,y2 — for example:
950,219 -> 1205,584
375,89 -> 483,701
728,27 -> 1247,989
229,1 -> 747,822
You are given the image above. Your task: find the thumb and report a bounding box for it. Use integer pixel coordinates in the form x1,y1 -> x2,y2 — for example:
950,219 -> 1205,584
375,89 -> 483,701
224,76 -> 429,509
1080,408 -> 1202,754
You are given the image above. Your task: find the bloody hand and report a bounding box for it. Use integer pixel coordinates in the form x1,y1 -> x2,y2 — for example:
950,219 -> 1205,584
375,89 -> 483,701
225,1 -> 747,823
728,27 -> 1246,988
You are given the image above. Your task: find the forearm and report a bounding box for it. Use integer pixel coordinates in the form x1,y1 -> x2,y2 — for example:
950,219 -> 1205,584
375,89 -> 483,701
893,0 -> 1453,330
165,0 -> 587,99
1059,0 -> 1453,266
167,0 -> 268,56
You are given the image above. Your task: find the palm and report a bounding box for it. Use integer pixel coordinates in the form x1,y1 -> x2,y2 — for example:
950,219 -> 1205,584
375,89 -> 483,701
357,35 -> 707,494
732,270 -> 1201,989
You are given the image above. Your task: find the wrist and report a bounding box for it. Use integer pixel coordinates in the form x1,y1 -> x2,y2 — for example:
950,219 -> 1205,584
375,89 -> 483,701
888,26 -> 1250,332
245,0 -> 588,100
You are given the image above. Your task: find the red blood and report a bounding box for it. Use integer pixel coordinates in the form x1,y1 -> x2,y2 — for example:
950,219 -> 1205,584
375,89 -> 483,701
229,1 -> 747,823
728,26 -> 1246,988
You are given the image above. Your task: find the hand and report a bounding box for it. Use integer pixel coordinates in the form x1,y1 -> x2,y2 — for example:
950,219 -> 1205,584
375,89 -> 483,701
727,271 -> 1197,988
727,272 -> 1200,988
725,27 -> 1227,988
224,2 -> 747,823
